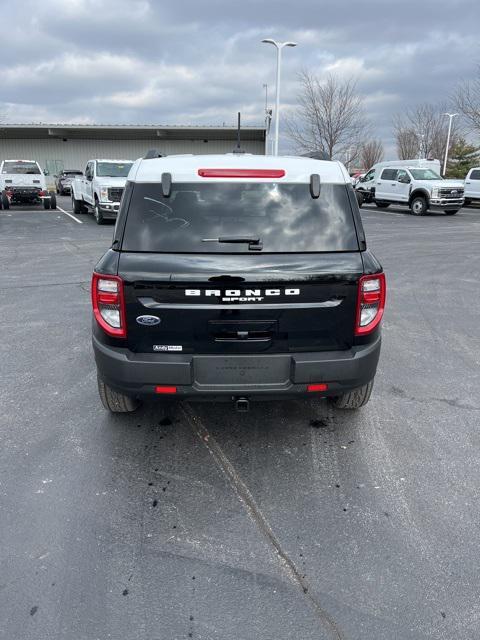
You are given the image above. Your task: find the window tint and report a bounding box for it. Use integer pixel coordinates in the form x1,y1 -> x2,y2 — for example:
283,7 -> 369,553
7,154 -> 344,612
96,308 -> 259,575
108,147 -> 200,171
122,182 -> 359,253
409,169 -> 442,180
380,169 -> 398,180
97,162 -> 133,178
2,161 -> 40,175
470,169 -> 480,180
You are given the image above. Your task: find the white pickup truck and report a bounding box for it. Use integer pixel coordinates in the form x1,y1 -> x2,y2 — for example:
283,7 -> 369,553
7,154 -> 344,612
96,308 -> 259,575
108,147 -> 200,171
71,159 -> 133,224
355,159 -> 464,215
463,167 -> 480,206
0,159 -> 56,210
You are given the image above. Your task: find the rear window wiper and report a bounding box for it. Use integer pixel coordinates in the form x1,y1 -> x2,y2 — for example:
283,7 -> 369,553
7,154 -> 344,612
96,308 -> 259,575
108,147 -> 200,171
202,236 -> 263,251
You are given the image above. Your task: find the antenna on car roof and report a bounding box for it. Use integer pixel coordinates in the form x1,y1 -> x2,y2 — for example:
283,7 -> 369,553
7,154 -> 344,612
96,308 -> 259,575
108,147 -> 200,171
232,112 -> 246,154
144,149 -> 163,159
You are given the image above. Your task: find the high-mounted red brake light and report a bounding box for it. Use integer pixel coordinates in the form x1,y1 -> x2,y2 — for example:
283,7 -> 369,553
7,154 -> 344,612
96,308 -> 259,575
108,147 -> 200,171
91,273 -> 127,338
198,168 -> 285,178
355,273 -> 386,336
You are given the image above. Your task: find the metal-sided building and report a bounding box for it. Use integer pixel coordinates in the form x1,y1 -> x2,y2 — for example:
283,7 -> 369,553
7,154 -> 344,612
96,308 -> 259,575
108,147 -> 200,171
0,124 -> 267,175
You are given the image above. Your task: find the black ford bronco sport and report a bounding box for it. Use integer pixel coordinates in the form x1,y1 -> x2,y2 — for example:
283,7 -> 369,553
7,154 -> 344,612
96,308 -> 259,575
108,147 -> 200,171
91,154 -> 386,412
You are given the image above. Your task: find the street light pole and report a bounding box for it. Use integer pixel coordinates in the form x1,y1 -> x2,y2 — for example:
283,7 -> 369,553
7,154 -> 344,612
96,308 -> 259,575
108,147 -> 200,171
261,38 -> 297,156
442,113 -> 458,176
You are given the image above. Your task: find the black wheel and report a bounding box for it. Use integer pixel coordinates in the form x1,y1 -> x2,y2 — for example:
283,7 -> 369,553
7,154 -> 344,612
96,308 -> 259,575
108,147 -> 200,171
464,198 -> 472,207
50,193 -> 57,210
43,198 -> 51,210
355,191 -> 364,207
94,202 -> 105,225
1,192 -> 10,210
410,196 -> 428,216
375,200 -> 390,208
97,376 -> 139,413
445,209 -> 459,215
72,195 -> 86,214
329,381 -> 374,410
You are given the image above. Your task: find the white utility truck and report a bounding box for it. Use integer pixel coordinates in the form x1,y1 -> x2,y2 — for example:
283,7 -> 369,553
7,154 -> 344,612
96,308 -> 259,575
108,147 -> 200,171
71,159 -> 133,224
355,159 -> 464,215
0,159 -> 56,210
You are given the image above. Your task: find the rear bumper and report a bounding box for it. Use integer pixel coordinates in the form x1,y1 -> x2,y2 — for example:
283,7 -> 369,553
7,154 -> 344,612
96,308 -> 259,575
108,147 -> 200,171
93,334 -> 381,399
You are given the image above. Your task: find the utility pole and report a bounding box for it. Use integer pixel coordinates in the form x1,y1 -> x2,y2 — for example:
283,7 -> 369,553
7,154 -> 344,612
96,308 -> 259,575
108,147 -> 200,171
263,84 -> 273,155
442,113 -> 458,176
261,39 -> 297,156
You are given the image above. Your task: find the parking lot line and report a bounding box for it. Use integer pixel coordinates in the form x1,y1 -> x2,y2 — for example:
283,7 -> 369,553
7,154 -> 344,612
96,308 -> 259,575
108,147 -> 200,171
57,205 -> 83,224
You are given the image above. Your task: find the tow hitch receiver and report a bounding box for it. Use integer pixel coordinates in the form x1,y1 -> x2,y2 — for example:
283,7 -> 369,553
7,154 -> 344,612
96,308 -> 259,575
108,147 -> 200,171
235,397 -> 250,413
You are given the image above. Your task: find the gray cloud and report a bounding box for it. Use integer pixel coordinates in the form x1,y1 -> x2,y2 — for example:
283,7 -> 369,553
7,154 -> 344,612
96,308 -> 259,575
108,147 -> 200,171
1,0 -> 479,156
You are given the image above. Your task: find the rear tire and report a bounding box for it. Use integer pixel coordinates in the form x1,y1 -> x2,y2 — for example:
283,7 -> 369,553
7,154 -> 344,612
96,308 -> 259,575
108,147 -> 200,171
355,191 -> 364,207
1,192 -> 10,210
445,209 -> 459,215
374,200 -> 390,208
97,376 -> 139,413
43,198 -> 51,210
50,193 -> 57,210
410,196 -> 428,216
330,381 -> 374,409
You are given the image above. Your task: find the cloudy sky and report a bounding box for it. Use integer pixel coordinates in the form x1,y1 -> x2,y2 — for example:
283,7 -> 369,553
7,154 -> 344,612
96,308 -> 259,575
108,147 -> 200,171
1,0 -> 479,155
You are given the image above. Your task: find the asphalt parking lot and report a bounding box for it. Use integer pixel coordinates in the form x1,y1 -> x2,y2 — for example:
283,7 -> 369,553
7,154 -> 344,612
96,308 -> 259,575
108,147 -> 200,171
1,196 -> 480,640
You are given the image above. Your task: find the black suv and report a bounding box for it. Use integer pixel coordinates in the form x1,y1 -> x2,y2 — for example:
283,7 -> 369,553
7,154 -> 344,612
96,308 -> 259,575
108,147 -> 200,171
91,154 -> 386,412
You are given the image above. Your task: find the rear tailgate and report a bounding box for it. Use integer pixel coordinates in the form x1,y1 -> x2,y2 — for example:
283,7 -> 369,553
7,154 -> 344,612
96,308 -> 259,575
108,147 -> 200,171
119,253 -> 363,355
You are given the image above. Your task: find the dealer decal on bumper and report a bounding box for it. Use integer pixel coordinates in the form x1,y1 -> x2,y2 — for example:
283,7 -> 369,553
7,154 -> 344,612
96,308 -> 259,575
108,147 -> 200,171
153,345 -> 183,352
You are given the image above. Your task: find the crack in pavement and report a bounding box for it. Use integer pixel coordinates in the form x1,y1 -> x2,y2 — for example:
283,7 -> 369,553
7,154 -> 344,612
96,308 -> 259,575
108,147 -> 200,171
181,402 -> 344,640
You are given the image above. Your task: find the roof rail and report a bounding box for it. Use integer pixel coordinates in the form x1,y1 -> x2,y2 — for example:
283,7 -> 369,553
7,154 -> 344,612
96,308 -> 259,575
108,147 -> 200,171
144,149 -> 163,159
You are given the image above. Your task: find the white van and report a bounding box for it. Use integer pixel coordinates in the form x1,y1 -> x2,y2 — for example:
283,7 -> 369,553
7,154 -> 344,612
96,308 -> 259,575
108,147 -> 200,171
464,168 -> 480,206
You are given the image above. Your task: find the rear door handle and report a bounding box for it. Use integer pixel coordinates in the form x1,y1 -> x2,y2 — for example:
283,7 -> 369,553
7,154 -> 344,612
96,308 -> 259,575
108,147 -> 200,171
466,181 -> 471,184
391,183 -> 396,186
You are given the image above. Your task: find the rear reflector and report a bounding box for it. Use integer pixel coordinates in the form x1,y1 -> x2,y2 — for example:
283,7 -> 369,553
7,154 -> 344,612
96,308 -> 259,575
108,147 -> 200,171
155,386 -> 177,394
198,168 -> 285,178
307,383 -> 328,392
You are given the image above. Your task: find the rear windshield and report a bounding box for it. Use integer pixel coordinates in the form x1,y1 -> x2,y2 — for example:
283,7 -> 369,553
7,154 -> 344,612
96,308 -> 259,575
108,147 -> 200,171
62,170 -> 83,176
2,161 -> 40,175
97,162 -> 132,177
121,182 -> 359,253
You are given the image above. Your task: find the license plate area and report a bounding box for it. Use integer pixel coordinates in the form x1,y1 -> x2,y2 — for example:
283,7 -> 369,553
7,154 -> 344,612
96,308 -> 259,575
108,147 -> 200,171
194,355 -> 290,387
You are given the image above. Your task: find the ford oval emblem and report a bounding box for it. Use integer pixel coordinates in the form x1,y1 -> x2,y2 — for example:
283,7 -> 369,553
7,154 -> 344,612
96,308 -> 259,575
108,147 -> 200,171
136,315 -> 161,326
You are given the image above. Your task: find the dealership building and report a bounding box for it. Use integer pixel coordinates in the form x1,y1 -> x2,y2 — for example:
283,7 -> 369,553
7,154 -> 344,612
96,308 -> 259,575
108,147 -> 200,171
0,124 -> 267,175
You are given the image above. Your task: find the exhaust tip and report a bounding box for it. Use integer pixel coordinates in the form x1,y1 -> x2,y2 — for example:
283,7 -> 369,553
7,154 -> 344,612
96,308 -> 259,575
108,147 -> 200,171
235,397 -> 250,413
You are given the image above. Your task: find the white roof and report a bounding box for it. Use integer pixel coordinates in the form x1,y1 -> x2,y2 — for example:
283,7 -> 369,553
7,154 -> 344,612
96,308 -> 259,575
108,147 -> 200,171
130,154 -> 350,184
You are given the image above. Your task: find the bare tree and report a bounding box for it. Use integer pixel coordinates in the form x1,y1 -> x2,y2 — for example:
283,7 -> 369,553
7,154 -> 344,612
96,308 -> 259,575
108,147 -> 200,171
359,139 -> 384,169
393,104 -> 458,161
453,69 -> 480,134
393,117 -> 420,159
286,70 -> 370,163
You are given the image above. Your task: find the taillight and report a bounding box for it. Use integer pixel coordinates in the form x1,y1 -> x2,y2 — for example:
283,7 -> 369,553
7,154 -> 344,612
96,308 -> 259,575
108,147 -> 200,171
355,273 -> 386,336
91,273 -> 126,338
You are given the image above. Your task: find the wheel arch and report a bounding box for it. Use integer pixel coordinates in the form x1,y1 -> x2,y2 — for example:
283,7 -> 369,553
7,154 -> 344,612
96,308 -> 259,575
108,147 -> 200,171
409,188 -> 430,205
